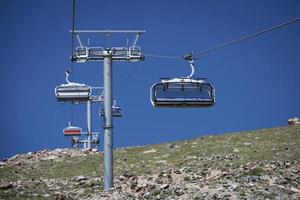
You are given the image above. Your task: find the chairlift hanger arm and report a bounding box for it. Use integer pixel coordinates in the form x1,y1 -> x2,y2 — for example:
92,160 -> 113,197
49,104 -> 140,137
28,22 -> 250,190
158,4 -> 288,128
76,33 -> 83,48
187,60 -> 195,78
132,33 -> 142,46
65,70 -> 71,84
182,53 -> 196,78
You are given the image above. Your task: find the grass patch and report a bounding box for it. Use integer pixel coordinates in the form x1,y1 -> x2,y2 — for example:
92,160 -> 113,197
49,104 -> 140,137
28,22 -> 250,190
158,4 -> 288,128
0,125 -> 299,199
245,167 -> 266,176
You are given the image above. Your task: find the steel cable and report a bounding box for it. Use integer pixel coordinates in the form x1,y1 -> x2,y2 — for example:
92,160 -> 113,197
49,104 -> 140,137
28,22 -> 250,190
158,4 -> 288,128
145,17 -> 300,59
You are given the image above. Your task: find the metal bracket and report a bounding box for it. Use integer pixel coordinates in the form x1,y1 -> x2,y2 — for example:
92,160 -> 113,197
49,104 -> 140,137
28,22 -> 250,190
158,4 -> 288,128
70,30 -> 146,63
183,52 -> 197,78
103,125 -> 113,129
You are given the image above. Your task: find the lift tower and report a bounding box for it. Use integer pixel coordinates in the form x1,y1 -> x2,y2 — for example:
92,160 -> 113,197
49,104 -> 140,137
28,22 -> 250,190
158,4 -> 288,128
71,30 -> 145,190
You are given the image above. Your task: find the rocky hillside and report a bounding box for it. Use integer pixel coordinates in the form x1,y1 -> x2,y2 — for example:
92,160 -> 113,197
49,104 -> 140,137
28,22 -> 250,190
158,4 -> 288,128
0,126 -> 300,200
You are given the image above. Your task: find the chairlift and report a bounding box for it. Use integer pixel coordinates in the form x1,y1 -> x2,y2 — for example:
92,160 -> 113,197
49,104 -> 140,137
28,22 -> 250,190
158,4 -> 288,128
89,47 -> 105,58
92,135 -> 100,144
150,56 -> 215,108
55,70 -> 91,103
99,99 -> 123,117
64,122 -> 82,136
128,46 -> 144,61
111,47 -> 128,56
71,136 -> 80,144
72,43 -> 144,62
71,47 -> 88,62
76,47 -> 88,57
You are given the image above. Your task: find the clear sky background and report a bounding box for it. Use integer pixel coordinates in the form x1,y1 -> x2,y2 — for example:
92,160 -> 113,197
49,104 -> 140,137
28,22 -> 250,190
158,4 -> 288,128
0,0 -> 299,159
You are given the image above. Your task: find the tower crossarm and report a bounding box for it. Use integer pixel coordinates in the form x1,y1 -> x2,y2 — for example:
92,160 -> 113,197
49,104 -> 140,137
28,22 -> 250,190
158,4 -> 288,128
71,46 -> 145,62
70,29 -> 145,62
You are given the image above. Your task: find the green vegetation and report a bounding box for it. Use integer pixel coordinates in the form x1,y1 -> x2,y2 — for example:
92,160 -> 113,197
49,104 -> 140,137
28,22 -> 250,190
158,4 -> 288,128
245,167 -> 266,176
1,126 -> 299,181
0,125 -> 299,199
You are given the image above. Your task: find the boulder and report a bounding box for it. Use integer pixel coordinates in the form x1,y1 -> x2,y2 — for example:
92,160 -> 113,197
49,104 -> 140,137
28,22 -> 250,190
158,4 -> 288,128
288,117 -> 300,125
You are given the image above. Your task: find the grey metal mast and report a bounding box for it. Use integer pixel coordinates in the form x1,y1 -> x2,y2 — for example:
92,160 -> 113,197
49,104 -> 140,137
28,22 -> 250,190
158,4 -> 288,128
71,30 -> 145,190
103,55 -> 113,188
87,100 -> 92,150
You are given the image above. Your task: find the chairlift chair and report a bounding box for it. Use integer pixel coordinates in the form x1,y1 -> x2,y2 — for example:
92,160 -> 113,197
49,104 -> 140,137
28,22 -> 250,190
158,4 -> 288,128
99,107 -> 123,117
99,99 -> 123,117
150,56 -> 215,108
128,46 -> 144,61
71,47 -> 89,62
88,47 -> 105,58
111,47 -> 128,56
92,135 -> 100,144
71,136 -> 80,144
76,47 -> 88,57
63,122 -> 82,136
150,78 -> 215,108
55,83 -> 91,103
55,70 -> 91,103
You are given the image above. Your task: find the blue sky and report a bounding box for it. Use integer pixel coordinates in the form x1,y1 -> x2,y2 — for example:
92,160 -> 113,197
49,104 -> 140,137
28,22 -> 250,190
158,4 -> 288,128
0,0 -> 299,159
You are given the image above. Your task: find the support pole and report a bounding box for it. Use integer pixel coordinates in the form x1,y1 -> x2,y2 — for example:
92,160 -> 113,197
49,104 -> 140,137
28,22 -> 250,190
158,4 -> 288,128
87,100 -> 92,150
103,55 -> 113,190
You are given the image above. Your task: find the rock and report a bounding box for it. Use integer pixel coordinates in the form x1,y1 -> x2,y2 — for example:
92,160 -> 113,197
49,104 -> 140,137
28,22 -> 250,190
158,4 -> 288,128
130,180 -> 138,189
194,191 -> 206,200
184,155 -> 196,161
75,175 -> 87,182
123,171 -> 136,179
115,185 -> 122,190
169,143 -> 179,148
155,160 -> 167,165
288,117 -> 300,125
144,192 -> 150,198
9,154 -> 20,161
56,194 -> 66,200
54,148 -> 63,153
208,170 -> 223,179
0,182 -> 13,190
160,184 -> 169,190
112,191 -> 123,200
143,149 -> 157,154
206,193 -> 219,199
45,155 -> 58,160
290,186 -> 300,193
81,149 -> 90,154
0,161 -> 6,167
233,148 -> 240,153
243,142 -> 252,147
173,169 -> 181,174
210,154 -> 239,161
276,177 -> 288,185
230,182 -> 239,189
174,188 -> 184,196
91,148 -> 98,152
40,149 -> 49,153
247,175 -> 260,182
